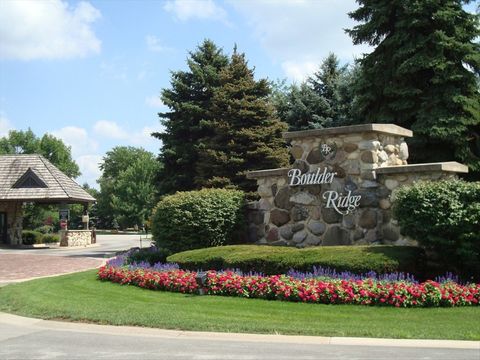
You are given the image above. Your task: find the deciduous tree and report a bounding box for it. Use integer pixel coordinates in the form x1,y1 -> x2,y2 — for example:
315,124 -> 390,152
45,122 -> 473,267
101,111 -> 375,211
0,129 -> 80,177
97,147 -> 160,228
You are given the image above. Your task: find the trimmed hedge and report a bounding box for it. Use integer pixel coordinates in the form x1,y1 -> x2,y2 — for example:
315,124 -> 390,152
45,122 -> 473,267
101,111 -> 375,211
151,189 -> 245,253
127,247 -> 171,265
393,179 -> 480,278
41,234 -> 59,243
22,230 -> 59,245
22,230 -> 42,245
167,245 -> 426,276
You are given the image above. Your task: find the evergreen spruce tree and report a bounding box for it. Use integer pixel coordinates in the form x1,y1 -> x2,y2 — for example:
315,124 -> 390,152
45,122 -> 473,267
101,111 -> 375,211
347,0 -> 480,173
309,54 -> 360,126
152,40 -> 229,194
308,53 -> 347,121
273,82 -> 331,131
196,48 -> 289,193
272,53 -> 358,131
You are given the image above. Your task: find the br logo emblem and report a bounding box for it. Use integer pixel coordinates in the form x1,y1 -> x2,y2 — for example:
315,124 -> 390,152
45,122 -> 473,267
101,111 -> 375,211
320,142 -> 337,160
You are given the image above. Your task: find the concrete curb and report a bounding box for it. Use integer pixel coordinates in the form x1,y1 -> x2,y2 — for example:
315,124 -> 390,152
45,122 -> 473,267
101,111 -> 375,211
0,312 -> 478,349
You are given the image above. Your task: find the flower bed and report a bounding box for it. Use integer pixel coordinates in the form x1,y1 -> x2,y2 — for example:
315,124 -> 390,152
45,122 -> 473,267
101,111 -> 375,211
98,260 -> 480,308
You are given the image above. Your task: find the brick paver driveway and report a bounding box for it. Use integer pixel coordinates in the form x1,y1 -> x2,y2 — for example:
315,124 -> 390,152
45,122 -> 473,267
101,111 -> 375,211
0,254 -> 103,283
0,234 -> 151,285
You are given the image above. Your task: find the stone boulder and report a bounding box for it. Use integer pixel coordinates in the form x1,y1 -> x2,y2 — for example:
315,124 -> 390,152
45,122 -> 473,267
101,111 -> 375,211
274,187 -> 293,210
270,208 -> 290,227
307,220 -> 326,235
292,230 -> 307,243
321,207 -> 341,224
358,209 -> 377,229
290,192 -> 316,205
292,205 -> 309,221
323,226 -> 351,246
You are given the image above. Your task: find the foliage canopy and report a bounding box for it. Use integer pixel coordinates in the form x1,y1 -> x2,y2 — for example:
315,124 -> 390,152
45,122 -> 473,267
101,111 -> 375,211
347,0 -> 480,174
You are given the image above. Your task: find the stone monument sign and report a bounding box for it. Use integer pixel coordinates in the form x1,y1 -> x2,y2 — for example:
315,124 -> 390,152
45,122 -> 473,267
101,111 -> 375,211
246,124 -> 468,247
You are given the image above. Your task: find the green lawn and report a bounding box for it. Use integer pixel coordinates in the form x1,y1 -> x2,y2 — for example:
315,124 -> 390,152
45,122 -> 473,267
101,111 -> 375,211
0,270 -> 479,340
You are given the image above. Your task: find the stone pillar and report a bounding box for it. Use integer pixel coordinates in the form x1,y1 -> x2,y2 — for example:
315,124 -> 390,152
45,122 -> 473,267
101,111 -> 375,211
0,201 -> 23,245
60,230 -> 92,247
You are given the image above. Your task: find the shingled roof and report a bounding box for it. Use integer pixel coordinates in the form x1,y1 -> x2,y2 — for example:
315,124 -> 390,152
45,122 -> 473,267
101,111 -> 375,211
0,154 -> 96,203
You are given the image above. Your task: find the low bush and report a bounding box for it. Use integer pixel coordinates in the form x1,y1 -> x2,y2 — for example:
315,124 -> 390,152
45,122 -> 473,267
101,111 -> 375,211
126,247 -> 172,265
34,225 -> 54,234
151,189 -> 246,253
22,230 -> 43,245
393,179 -> 480,279
41,234 -> 59,243
167,245 -> 426,276
22,230 -> 59,245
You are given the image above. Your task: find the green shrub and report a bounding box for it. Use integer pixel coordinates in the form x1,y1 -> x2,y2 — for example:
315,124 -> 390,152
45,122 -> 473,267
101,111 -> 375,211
151,189 -> 245,253
393,179 -> 480,278
167,245 -> 425,276
41,234 -> 59,243
34,225 -> 54,234
127,247 -> 171,265
22,230 -> 43,245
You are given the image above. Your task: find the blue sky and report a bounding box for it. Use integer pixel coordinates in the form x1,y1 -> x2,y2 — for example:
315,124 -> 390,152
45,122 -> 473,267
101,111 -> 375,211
2,0 -> 473,187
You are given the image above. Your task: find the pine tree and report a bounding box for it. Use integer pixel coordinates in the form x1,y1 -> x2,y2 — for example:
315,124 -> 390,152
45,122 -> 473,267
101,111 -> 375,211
273,82 -> 331,131
196,48 -> 289,193
272,53 -> 358,131
309,53 -> 359,126
347,0 -> 480,173
152,40 -> 229,194
309,53 -> 346,120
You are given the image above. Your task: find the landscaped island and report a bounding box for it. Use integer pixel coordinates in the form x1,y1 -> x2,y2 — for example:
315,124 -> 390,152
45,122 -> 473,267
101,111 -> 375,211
97,247 -> 479,308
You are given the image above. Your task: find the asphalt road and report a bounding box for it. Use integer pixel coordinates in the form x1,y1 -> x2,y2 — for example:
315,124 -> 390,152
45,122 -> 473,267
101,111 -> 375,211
0,234 -> 153,258
1,313 -> 478,360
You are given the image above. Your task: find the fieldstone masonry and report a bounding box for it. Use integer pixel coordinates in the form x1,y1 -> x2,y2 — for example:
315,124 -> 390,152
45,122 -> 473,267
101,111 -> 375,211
0,201 -> 23,245
60,230 -> 93,247
247,124 -> 468,247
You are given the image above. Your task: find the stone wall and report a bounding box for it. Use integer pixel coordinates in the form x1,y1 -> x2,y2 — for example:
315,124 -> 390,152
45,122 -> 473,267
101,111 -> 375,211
60,230 -> 93,247
0,201 -> 23,245
247,124 -> 468,247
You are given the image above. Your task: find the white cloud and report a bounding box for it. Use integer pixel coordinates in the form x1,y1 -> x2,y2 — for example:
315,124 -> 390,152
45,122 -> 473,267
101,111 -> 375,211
281,60 -> 318,83
50,126 -> 101,185
100,61 -> 128,81
230,0 -> 371,81
164,0 -> 229,24
50,121 -> 163,186
129,124 -> 164,149
75,154 -> 103,188
51,126 -> 98,158
92,120 -> 162,151
74,123 -> 163,187
146,35 -> 172,53
93,120 -> 128,139
145,95 -> 166,109
0,0 -> 101,60
0,113 -> 14,137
